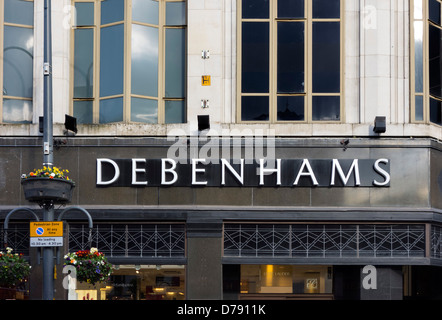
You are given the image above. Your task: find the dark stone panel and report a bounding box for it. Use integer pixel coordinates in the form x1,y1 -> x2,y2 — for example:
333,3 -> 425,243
360,266 -> 403,300
159,187 -> 194,205
0,148 -> 23,205
194,187 -> 252,206
186,237 -> 223,299
431,149 -> 442,209
253,187 -> 310,206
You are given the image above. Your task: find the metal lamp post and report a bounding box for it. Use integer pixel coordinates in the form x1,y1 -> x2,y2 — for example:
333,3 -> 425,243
42,0 -> 54,300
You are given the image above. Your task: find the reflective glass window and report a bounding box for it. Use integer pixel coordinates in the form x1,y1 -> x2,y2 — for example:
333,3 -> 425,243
75,2 -> 94,26
2,99 -> 32,124
312,96 -> 340,121
166,2 -> 186,25
312,22 -> 340,93
313,0 -> 340,19
278,0 -> 304,18
100,24 -> 124,97
165,28 -> 186,98
73,100 -> 94,124
241,96 -> 269,121
133,0 -> 159,24
242,22 -> 269,93
165,101 -> 186,124
74,29 -> 94,98
277,22 -> 304,94
131,24 -> 159,97
429,24 -> 442,98
100,97 -> 124,123
415,21 -> 424,93
3,26 -> 34,98
430,97 -> 442,125
131,97 -> 158,123
101,0 -> 124,24
277,96 -> 304,121
242,0 -> 269,19
4,0 -> 34,25
429,0 -> 441,25
415,95 -> 424,121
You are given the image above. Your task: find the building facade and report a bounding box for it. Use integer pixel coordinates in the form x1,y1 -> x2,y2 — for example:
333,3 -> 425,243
1,0 -> 442,300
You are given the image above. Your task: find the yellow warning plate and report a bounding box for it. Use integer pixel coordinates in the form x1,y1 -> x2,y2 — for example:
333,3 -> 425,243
30,221 -> 63,237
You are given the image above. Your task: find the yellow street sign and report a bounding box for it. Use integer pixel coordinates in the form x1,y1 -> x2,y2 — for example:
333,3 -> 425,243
30,221 -> 63,238
202,75 -> 211,86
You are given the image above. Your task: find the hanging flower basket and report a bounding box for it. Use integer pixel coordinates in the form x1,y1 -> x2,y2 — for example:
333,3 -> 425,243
64,248 -> 113,285
21,167 -> 75,204
0,248 -> 31,289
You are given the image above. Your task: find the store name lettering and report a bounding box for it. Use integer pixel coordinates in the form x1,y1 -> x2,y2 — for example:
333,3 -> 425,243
96,158 -> 390,188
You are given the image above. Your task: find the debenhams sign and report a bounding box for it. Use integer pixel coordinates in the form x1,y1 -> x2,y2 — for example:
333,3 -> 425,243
96,158 -> 390,188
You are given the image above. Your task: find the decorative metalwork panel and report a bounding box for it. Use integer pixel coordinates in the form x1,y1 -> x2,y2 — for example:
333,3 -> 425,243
0,223 -> 30,256
431,225 -> 442,259
68,223 -> 186,258
224,224 -> 426,259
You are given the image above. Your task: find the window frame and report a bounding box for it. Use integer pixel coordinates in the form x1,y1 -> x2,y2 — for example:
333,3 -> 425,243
410,0 -> 442,126
0,0 -> 34,124
236,0 -> 344,124
70,0 -> 187,125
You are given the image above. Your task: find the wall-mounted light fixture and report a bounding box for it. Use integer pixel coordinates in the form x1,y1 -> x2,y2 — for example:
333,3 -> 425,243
64,114 -> 77,135
373,116 -> 386,134
198,115 -> 210,132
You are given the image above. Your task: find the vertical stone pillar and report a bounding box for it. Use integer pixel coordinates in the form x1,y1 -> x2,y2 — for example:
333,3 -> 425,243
360,265 -> 403,300
186,218 -> 223,300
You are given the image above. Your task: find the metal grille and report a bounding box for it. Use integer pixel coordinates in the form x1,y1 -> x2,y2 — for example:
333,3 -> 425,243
68,223 -> 186,258
224,224 -> 426,259
431,225 -> 442,259
0,223 -> 30,256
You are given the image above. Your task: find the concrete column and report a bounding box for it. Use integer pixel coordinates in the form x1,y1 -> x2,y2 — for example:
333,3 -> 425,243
360,265 -> 403,300
186,218 -> 223,299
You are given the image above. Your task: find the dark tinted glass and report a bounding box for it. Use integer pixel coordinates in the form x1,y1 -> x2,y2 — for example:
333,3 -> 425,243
74,29 -> 94,98
312,22 -> 340,93
4,0 -> 34,25
242,0 -> 269,19
277,22 -> 304,93
430,98 -> 442,125
100,25 -> 124,97
241,96 -> 269,121
278,0 -> 304,18
75,2 -> 94,26
429,0 -> 441,25
100,97 -> 124,123
73,100 -> 93,124
101,0 -> 124,24
242,22 -> 269,93
3,26 -> 34,98
429,24 -> 442,98
415,95 -> 424,121
277,96 -> 304,121
313,0 -> 340,18
312,96 -> 340,121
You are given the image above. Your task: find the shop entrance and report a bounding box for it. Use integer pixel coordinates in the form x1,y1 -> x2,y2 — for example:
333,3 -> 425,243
224,265 -> 334,300
72,265 -> 185,300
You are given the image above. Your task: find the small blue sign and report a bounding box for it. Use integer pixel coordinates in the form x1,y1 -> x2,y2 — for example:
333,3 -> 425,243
36,227 -> 44,235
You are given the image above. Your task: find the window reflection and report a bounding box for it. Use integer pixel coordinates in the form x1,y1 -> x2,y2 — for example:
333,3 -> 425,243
4,0 -> 34,25
100,25 -> 124,97
240,265 -> 332,296
3,26 -> 34,99
101,0 -> 124,25
71,265 -> 186,300
133,0 -> 159,24
2,99 -> 32,124
131,97 -> 158,123
165,29 -> 186,98
131,24 -> 159,97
